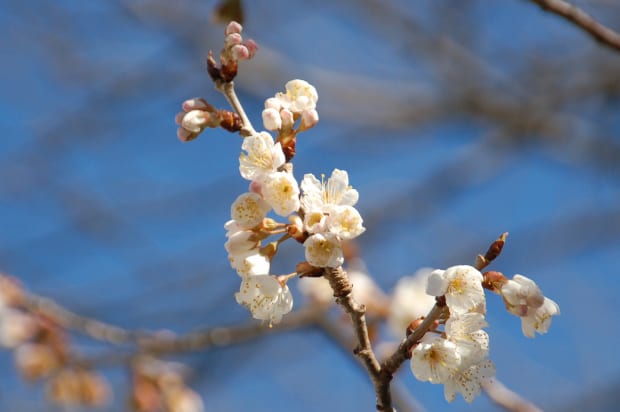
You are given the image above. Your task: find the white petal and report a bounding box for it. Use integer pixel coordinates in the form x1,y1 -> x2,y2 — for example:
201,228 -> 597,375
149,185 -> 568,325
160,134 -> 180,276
426,269 -> 447,296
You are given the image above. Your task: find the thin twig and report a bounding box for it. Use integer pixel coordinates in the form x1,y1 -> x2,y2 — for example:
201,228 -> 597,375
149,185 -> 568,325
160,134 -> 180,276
528,0 -> 620,52
216,80 -> 257,136
379,303 -> 446,398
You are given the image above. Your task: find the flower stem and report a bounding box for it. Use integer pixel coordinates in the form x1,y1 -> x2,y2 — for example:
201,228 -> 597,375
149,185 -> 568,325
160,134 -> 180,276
216,81 -> 257,137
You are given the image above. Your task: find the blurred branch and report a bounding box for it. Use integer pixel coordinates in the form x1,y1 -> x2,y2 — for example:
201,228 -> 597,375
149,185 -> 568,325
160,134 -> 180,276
483,380 -> 543,412
23,291 -> 320,351
528,0 -> 620,52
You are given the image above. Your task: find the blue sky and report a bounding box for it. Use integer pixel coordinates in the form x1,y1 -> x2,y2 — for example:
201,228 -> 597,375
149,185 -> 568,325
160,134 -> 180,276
1,1 -> 619,411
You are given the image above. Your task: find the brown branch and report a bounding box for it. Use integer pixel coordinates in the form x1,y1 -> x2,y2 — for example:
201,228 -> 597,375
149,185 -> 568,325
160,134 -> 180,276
528,0 -> 620,52
314,316 -> 423,412
380,303 -> 446,388
322,266 -> 387,409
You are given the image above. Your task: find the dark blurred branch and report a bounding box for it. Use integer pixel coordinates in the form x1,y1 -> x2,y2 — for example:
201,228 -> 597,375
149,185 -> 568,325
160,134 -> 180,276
528,0 -> 620,52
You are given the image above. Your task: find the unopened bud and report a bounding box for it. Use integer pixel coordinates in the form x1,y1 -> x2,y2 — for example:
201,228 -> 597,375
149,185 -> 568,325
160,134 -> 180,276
300,109 -> 319,130
224,32 -> 243,48
225,21 -> 243,36
482,270 -> 507,293
262,108 -> 282,130
181,110 -> 209,133
244,39 -> 258,58
231,44 -> 250,60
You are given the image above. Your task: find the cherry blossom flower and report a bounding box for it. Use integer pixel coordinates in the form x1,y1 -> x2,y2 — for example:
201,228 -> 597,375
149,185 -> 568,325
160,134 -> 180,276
410,334 -> 461,384
520,297 -> 560,338
445,313 -> 490,363
239,132 -> 285,181
443,359 -> 495,403
228,248 -> 270,278
300,169 -> 359,213
324,205 -> 365,239
224,229 -> 257,256
427,265 -> 486,315
235,275 -> 293,325
276,79 -> 318,114
260,171 -> 300,216
500,274 -> 545,316
303,233 -> 343,268
300,169 -> 363,240
230,192 -> 271,228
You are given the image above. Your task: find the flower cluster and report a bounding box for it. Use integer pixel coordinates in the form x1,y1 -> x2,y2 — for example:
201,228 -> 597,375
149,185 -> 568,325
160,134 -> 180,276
411,265 -> 494,403
0,274 -> 110,407
195,22 -> 367,325
173,20 -> 562,409
262,79 -> 319,133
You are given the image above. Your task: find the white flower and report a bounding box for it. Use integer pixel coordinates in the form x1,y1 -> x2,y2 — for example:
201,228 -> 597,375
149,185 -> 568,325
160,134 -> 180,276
230,192 -> 270,228
224,229 -> 257,255
260,171 -> 300,216
235,275 -> 293,325
443,359 -> 495,403
229,248 -> 270,278
426,265 -> 485,315
388,268 -> 436,337
410,334 -> 461,384
303,233 -> 343,268
301,169 -> 359,211
521,297 -> 560,338
239,132 -> 285,181
300,169 -> 361,236
324,205 -> 365,239
501,274 -> 545,316
276,79 -> 318,113
445,313 -> 489,364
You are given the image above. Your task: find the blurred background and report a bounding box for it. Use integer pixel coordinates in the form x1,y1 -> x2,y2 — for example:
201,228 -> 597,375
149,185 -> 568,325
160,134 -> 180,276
1,0 -> 619,411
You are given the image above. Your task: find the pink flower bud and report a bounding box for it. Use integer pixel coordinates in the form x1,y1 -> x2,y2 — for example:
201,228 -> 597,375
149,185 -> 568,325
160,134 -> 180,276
231,44 -> 250,61
280,109 -> 294,129
225,33 -> 243,48
182,98 -> 209,111
176,128 -> 193,142
225,21 -> 243,36
244,39 -> 258,58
